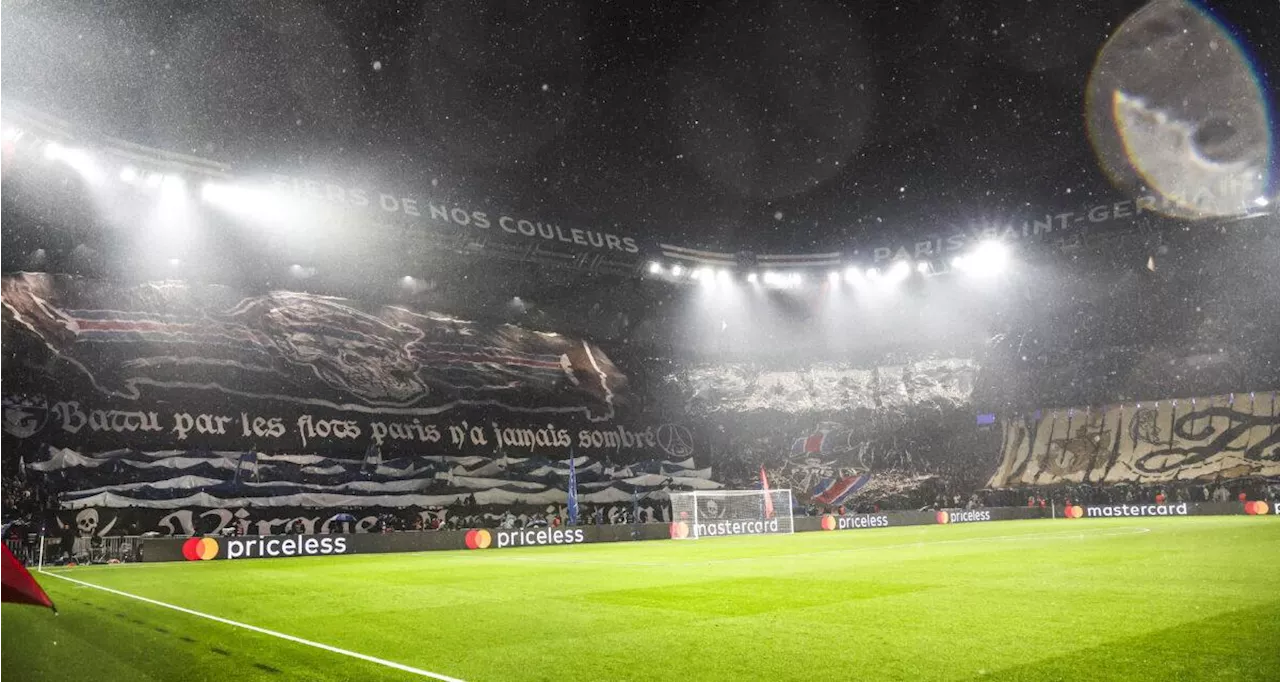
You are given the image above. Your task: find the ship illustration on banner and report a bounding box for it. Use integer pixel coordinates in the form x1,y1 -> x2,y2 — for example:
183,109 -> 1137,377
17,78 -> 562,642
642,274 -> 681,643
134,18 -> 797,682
1,273 -> 625,420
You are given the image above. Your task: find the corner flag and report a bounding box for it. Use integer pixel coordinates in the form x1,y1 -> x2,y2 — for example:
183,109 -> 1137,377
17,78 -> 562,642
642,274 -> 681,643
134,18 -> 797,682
2,544 -> 55,612
567,454 -> 580,526
760,465 -> 775,519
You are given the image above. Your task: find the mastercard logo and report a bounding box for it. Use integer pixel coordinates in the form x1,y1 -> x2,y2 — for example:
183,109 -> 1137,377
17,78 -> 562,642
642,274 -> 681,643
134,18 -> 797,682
464,529 -> 492,550
669,522 -> 689,539
1244,501 -> 1269,516
1064,505 -> 1085,519
182,537 -> 219,561
935,511 -> 950,524
820,515 -> 837,531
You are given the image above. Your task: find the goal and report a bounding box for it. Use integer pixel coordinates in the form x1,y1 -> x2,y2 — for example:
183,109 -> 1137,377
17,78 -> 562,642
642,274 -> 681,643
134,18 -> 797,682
669,489 -> 793,539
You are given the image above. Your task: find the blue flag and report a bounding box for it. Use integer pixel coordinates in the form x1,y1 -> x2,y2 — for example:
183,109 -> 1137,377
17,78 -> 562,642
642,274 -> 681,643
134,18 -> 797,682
361,442 -> 381,474
567,453 -> 580,526
232,451 -> 258,487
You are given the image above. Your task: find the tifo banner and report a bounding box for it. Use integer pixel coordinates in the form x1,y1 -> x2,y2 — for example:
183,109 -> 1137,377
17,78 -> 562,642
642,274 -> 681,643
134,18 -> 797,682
0,273 -> 712,459
31,448 -> 717,513
987,392 -> 1280,488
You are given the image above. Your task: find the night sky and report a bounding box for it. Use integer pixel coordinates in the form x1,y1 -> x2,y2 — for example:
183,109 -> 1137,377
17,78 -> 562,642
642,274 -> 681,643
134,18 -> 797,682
4,0 -> 1276,255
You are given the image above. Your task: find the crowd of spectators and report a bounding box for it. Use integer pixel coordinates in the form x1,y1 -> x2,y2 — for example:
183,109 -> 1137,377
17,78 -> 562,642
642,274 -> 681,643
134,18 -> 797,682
1,473 -> 58,523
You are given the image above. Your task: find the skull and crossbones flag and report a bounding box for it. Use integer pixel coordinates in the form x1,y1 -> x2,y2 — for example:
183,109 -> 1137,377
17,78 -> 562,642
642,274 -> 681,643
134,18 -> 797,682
1,543 -> 55,612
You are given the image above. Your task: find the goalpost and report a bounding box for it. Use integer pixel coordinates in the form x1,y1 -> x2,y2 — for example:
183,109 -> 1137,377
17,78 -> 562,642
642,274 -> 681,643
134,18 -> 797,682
669,489 -> 794,539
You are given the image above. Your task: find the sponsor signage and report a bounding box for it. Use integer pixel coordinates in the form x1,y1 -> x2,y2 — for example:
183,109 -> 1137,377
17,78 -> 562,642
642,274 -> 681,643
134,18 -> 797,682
1064,501 -> 1279,519
820,513 -> 891,531
1243,501 -> 1273,516
135,503 -> 1270,562
1064,503 -> 1190,519
463,527 -> 587,550
669,518 -> 784,538
144,524 -> 651,562
182,537 -> 219,561
179,535 -> 350,561
935,509 -> 993,525
798,507 -> 1041,532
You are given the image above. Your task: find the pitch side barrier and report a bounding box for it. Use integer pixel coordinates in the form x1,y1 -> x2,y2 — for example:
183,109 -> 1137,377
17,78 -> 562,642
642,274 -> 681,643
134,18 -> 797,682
136,502 -> 1277,562
140,523 -> 673,562
796,505 -> 1050,533
1059,500 -> 1278,519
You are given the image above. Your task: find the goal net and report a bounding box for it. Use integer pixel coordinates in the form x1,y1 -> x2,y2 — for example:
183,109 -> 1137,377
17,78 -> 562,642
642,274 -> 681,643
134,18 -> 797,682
668,489 -> 793,539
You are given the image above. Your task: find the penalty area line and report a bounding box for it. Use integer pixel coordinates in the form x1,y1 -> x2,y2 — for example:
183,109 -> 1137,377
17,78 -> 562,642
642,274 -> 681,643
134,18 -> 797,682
38,570 -> 466,682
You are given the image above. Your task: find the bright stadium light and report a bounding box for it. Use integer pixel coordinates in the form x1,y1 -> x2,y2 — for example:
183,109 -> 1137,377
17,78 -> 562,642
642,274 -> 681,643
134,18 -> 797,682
42,143 -> 105,186
1255,196 -> 1270,207
119,166 -> 139,183
160,174 -> 185,194
746,272 -> 758,284
671,264 -> 684,277
762,271 -> 802,289
145,172 -> 164,189
886,260 -> 911,283
916,261 -> 930,274
716,269 -> 731,284
200,180 -> 226,203
200,179 -> 305,225
42,141 -> 64,161
647,261 -> 662,274
866,267 -> 880,279
827,270 -> 841,284
843,266 -> 860,283
958,240 -> 1010,276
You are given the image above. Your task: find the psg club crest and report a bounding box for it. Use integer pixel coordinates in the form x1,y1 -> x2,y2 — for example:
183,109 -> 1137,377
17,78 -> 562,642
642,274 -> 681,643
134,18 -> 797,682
2,394 -> 49,439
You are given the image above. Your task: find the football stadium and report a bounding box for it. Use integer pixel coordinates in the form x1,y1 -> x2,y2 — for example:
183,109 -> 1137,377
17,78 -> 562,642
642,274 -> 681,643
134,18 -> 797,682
2,1 -> 1279,680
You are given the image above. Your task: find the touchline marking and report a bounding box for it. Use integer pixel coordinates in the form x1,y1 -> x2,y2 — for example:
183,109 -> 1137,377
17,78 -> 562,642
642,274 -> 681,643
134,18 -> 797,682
474,526 -> 1153,568
689,526 -> 1154,565
39,570 -> 466,682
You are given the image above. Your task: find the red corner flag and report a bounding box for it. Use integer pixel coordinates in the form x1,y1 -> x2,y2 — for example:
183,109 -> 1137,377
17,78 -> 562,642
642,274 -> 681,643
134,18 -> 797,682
760,465 -> 775,519
2,543 -> 56,612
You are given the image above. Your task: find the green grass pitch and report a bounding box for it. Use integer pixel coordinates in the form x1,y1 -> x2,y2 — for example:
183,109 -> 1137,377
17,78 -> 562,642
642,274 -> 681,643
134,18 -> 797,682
4,517 -> 1279,681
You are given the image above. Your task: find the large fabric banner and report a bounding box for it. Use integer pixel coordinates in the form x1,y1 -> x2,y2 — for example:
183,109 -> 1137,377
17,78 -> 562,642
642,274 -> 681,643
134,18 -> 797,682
987,392 -> 1280,488
29,447 -> 718,512
0,274 -> 705,460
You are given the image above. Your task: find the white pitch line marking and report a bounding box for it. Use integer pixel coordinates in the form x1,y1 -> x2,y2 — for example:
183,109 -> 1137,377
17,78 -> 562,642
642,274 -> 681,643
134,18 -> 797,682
691,525 -> 1154,565
479,526 -> 1153,568
39,570 -> 466,682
